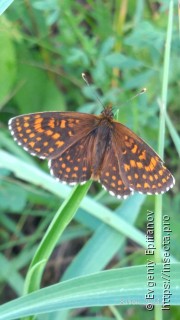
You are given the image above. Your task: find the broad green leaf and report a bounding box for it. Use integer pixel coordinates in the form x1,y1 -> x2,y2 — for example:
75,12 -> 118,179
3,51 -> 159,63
14,65 -> 65,114
0,264 -> 179,320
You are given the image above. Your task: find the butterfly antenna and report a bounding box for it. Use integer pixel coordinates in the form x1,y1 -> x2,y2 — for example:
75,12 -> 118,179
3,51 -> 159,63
82,73 -> 105,109
113,88 -> 147,113
130,87 -> 147,99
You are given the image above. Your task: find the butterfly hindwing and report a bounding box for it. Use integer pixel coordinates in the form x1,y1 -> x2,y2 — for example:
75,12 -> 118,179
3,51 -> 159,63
49,133 -> 95,185
99,144 -> 133,199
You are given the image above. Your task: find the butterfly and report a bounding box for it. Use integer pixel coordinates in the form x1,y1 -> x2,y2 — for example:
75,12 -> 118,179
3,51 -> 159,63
8,105 -> 175,199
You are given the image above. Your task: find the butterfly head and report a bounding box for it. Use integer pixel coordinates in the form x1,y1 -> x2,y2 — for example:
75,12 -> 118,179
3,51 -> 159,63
101,105 -> 114,120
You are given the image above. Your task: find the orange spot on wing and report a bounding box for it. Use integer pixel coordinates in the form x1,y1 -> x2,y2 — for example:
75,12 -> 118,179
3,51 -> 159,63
144,182 -> 150,188
72,173 -> 78,178
130,160 -> 136,167
34,118 -> 43,132
29,141 -> 35,148
34,117 -> 43,123
48,119 -> 55,128
52,133 -> 60,139
151,157 -> 157,166
111,182 -> 115,187
139,150 -> 146,160
132,144 -> 138,153
55,140 -> 64,147
46,130 -> 53,136
24,116 -> 30,121
137,162 -> 143,169
124,164 -> 130,172
29,133 -> 35,138
60,120 -> 66,128
149,164 -> 154,171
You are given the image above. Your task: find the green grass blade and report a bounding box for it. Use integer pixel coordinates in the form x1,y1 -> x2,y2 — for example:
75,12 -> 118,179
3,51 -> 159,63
0,263 -> 179,320
0,0 -> 14,15
24,180 -> 92,294
62,194 -> 145,280
165,111 -> 180,157
0,254 -> 24,295
155,2 -> 174,319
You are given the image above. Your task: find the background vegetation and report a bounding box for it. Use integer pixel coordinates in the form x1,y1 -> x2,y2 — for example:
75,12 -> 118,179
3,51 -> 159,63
0,0 -> 179,319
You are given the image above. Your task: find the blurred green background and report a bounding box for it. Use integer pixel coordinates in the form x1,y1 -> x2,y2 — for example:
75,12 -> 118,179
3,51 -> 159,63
0,0 -> 179,319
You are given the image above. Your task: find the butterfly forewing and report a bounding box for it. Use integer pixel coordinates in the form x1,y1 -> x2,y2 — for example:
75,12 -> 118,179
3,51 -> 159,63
114,122 -> 175,195
8,112 -> 98,159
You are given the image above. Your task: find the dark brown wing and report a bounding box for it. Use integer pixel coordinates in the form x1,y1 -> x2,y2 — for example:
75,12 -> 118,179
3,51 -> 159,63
48,133 -> 95,185
113,122 -> 175,195
8,112 -> 98,159
99,144 -> 133,199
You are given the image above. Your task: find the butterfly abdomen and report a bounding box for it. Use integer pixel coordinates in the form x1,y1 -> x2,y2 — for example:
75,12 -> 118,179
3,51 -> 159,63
91,120 -> 114,180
